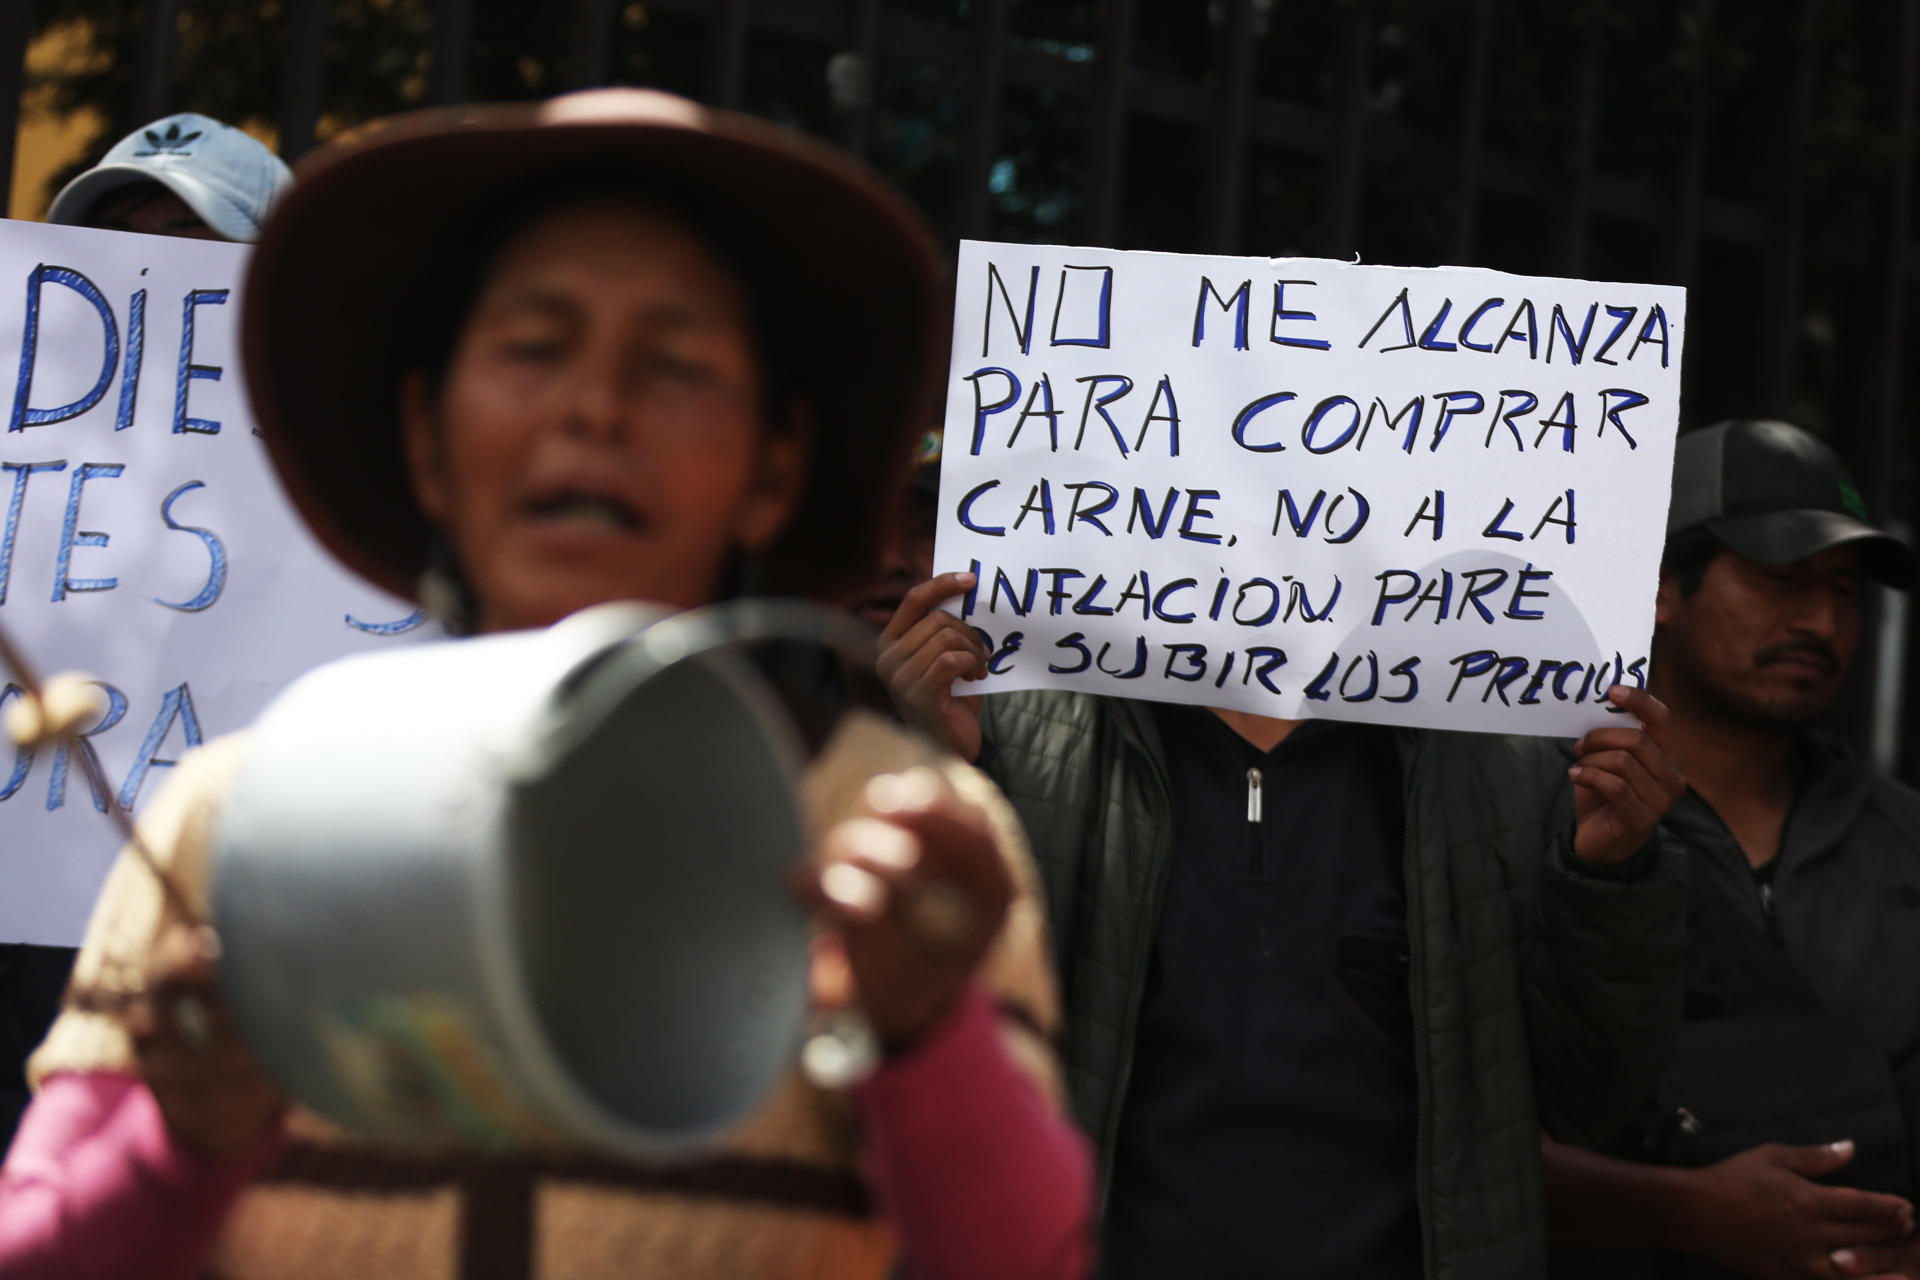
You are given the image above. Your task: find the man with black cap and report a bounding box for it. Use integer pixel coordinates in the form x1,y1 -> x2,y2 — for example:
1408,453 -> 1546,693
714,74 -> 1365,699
1545,419 -> 1920,1280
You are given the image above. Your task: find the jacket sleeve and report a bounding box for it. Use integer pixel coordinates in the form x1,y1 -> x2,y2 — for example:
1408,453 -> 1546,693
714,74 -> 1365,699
976,693 -> 1095,997
1502,739 -> 1689,1147
857,988 -> 1093,1280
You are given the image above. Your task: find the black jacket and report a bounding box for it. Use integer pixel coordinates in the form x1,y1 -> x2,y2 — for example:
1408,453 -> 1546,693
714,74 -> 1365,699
1557,732 -> 1920,1279
979,691 -> 1689,1280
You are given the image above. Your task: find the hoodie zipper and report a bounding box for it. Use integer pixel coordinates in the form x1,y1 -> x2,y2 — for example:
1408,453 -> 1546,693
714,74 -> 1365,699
1247,766 -> 1264,873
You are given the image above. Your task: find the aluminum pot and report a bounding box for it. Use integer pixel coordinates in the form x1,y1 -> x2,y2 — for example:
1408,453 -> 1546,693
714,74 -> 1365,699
213,602 -> 814,1155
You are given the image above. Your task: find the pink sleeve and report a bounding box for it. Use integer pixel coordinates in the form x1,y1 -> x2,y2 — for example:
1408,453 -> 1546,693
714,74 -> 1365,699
0,1072 -> 284,1280
855,988 -> 1095,1280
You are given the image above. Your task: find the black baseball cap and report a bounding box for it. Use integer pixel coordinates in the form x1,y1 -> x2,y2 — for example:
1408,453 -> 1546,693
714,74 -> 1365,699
1667,419 -> 1916,589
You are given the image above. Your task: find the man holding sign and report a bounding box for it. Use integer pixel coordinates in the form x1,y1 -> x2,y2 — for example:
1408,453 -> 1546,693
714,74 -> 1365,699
882,243 -> 1692,1278
1,113 -> 292,1152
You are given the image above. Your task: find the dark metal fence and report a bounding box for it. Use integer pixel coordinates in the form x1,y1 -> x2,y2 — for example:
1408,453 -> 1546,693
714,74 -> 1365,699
5,0 -> 1919,772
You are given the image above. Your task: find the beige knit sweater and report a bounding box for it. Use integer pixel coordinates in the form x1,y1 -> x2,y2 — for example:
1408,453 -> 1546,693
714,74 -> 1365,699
30,712 -> 1063,1280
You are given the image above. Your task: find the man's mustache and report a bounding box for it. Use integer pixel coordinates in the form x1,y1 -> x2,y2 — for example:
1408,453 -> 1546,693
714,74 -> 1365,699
1755,639 -> 1840,677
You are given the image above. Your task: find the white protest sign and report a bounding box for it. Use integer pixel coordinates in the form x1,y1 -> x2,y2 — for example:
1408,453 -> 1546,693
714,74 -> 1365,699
0,219 -> 430,945
936,241 -> 1685,736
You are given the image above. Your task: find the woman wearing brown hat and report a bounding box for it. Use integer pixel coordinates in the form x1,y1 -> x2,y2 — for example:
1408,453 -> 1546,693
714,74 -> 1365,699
0,89 -> 1091,1280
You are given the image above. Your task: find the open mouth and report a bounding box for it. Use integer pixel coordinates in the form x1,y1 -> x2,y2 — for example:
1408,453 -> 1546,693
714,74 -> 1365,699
523,490 -> 643,533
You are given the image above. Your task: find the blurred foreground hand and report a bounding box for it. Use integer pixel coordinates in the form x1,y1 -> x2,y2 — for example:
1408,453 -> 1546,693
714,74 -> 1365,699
126,927 -> 284,1159
802,768 -> 1012,1047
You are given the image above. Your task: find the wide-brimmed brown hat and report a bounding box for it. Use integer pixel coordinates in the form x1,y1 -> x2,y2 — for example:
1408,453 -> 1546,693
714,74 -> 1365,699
242,88 -> 947,603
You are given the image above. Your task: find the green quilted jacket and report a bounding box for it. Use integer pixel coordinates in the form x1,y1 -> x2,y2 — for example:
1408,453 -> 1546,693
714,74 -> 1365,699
977,691 -> 1688,1280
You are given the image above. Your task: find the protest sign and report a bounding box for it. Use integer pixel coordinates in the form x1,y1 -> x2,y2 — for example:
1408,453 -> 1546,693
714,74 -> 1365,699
935,241 -> 1686,737
0,219 -> 428,945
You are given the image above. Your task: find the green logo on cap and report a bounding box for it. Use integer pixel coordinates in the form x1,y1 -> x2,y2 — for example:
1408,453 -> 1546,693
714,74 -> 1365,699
1840,480 -> 1868,520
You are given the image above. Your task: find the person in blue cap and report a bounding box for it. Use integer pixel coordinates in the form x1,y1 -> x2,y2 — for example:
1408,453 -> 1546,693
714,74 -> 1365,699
0,112 -> 293,1155
46,112 -> 292,243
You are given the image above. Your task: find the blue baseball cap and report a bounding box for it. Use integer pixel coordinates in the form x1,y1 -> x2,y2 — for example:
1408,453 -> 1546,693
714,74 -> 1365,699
47,113 -> 292,243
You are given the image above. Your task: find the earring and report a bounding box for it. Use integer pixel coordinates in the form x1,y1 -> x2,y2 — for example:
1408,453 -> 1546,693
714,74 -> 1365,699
418,536 -> 480,636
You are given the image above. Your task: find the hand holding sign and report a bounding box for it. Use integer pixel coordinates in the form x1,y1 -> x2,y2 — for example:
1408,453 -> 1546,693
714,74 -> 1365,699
877,572 -> 989,762
1566,685 -> 1686,865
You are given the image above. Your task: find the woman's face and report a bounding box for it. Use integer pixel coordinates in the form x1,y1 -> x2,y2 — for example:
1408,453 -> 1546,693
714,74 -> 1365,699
403,200 -> 807,633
